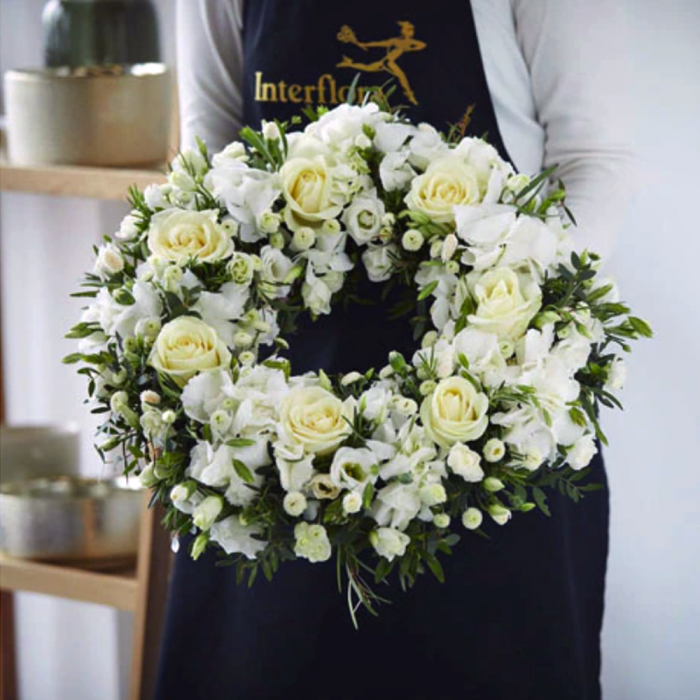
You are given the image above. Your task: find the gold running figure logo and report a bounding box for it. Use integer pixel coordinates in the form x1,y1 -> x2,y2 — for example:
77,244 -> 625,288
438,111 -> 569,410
337,22 -> 427,105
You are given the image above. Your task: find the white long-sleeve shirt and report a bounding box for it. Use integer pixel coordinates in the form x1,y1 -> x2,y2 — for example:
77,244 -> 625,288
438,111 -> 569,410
175,0 -> 635,260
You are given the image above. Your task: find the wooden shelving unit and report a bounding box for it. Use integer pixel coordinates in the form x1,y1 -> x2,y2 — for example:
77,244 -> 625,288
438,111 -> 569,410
0,159 -> 166,200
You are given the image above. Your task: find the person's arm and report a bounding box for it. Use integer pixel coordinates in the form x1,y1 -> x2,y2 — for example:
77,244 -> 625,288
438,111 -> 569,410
176,0 -> 244,153
512,0 -> 635,260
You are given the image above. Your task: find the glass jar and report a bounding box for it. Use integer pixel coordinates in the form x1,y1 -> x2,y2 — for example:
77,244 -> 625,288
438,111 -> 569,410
42,0 -> 160,68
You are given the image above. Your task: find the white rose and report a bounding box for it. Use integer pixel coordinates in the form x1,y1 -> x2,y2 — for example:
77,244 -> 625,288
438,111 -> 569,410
280,156 -> 343,230
467,267 -> 542,341
405,156 -> 482,224
370,527 -> 410,561
278,386 -> 352,455
606,357 -> 627,391
420,376 -> 489,448
210,516 -> 266,559
94,244 -> 124,277
329,447 -> 377,490
149,317 -> 232,386
147,209 -> 233,264
362,243 -> 398,282
342,192 -> 385,245
447,443 -> 484,482
294,522 -> 332,563
567,434 -> 598,470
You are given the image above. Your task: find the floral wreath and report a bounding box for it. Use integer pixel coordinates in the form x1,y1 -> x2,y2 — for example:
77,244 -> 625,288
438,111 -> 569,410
67,97 -> 650,621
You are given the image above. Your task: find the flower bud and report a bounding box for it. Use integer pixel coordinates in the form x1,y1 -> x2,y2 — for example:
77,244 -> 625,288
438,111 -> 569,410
139,463 -> 159,488
191,532 -> 209,560
421,330 -> 438,348
94,244 -> 124,277
262,121 -> 281,141
462,507 -> 483,530
419,380 -> 437,396
233,331 -> 254,349
420,483 -> 447,507
445,260 -> 460,275
342,491 -> 363,514
193,495 -> 223,531
487,502 -> 512,526
170,481 -> 196,504
483,438 -> 506,463
341,371 -> 363,386
291,226 -> 316,252
483,476 -> 505,493
433,513 -> 451,529
401,229 -> 424,252
238,351 -> 256,366
283,491 -> 307,517
258,210 -> 281,234
321,219 -> 341,235
441,234 -> 458,262
269,231 -> 285,249
161,409 -> 177,425
211,409 -> 232,433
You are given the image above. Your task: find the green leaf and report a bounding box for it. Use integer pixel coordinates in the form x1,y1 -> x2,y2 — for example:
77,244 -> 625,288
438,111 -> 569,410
227,438 -> 257,448
422,551 -> 445,583
232,459 -> 255,484
532,487 -> 551,517
62,353 -> 85,365
417,280 -> 439,301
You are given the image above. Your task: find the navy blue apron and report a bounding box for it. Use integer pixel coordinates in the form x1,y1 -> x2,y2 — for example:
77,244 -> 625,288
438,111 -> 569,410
155,3 -> 609,699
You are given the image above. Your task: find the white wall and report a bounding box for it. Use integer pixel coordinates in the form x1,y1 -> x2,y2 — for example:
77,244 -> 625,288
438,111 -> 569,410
0,1 -> 698,698
601,3 -> 700,698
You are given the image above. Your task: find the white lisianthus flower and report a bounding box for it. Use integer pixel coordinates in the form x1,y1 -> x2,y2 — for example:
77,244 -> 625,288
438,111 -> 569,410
467,267 -> 542,342
343,491 -> 363,514
342,191 -> 385,245
362,243 -> 398,282
370,527 -> 410,561
420,376 -> 489,448
192,495 -> 223,531
278,386 -> 353,455
229,252 -> 256,286
392,396 -> 418,417
140,390 -> 160,406
294,522 -> 332,563
330,447 -> 377,490
405,155 -> 482,224
483,438 -> 506,463
283,491 -> 307,517
447,443 -> 484,482
309,473 -> 341,500
606,357 -> 627,391
567,434 -> 598,470
149,317 -> 232,386
488,503 -> 512,526
147,209 -> 234,263
275,451 -> 315,493
94,244 -> 124,277
210,516 -> 266,559
462,507 -> 483,530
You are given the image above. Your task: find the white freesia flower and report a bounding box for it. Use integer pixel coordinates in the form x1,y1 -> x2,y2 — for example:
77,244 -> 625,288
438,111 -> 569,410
194,282 -> 250,345
115,212 -> 141,241
453,328 -> 507,388
371,482 -> 422,532
447,443 -> 484,482
407,123 -> 449,169
192,495 -> 223,530
329,447 -> 377,490
370,527 -> 410,561
373,121 -> 415,153
360,385 -> 393,422
260,245 -> 294,298
342,191 -> 385,245
379,150 -> 416,192
210,516 -> 266,559
181,369 -> 234,423
606,357 -> 627,391
294,522 -> 332,563
567,434 -> 598,470
362,243 -> 398,282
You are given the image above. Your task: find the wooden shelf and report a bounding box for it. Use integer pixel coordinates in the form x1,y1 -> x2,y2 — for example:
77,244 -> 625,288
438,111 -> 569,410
0,555 -> 138,611
0,160 -> 166,200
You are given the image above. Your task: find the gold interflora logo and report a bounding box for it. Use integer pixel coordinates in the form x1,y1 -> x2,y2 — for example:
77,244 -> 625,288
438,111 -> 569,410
253,21 -> 426,107
336,22 -> 427,105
